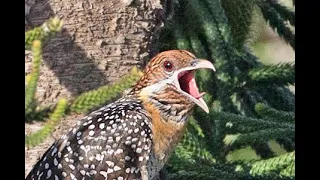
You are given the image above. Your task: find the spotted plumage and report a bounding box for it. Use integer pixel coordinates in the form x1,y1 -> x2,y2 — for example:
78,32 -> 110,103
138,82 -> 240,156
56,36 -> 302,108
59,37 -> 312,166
27,98 -> 152,180
26,50 -> 216,180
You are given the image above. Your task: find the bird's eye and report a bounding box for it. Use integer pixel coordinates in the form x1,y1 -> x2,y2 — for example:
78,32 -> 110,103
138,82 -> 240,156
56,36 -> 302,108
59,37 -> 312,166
163,60 -> 174,72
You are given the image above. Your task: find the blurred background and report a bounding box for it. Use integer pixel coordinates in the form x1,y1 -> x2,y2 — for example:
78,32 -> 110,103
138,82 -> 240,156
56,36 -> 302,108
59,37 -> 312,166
249,0 -> 294,94
249,0 -> 294,65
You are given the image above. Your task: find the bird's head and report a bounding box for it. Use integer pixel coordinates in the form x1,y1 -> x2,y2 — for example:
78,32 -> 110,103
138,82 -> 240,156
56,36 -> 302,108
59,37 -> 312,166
129,50 -> 215,121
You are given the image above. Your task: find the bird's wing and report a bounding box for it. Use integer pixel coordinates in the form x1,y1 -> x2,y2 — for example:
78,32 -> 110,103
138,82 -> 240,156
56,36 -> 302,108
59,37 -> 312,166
26,98 -> 153,180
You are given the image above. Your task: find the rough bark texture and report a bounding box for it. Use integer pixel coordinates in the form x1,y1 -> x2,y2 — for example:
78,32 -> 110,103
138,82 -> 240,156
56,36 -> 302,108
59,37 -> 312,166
25,0 -> 166,106
25,0 -> 167,178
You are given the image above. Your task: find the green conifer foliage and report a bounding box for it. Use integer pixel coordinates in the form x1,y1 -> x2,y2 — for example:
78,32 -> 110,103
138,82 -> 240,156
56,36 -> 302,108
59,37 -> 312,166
25,18 -> 67,147
25,40 -> 42,117
267,0 -> 295,26
249,151 -> 295,176
256,0 -> 295,50
280,161 -> 295,177
69,67 -> 143,114
25,17 -> 64,121
156,0 -> 295,179
248,62 -> 295,87
255,103 -> 294,123
26,98 -> 67,148
221,0 -> 256,49
25,17 -> 63,49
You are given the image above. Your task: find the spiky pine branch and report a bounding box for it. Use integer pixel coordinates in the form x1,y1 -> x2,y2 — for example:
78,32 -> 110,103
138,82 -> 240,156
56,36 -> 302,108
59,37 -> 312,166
25,104 -> 54,122
266,0 -> 295,26
25,98 -> 67,148
25,17 -> 63,49
236,89 -> 268,116
256,86 -> 295,112
236,62 -> 295,115
69,67 -> 143,114
168,161 -> 294,180
249,151 -> 295,176
254,103 -> 295,152
221,0 -> 256,48
280,161 -> 295,177
168,166 -> 236,180
247,62 -> 295,87
255,103 -> 294,123
256,0 -> 295,50
173,8 -> 191,50
168,118 -> 216,172
237,49 -> 264,74
25,40 -> 42,117
156,24 -> 177,52
197,0 -> 247,113
226,128 -> 294,150
179,0 -> 233,70
215,110 -> 294,153
25,18 -> 63,120
216,111 -> 294,134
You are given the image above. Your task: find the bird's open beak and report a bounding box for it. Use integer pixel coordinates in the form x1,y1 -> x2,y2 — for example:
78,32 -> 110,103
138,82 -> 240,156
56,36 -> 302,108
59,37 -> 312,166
173,59 -> 216,113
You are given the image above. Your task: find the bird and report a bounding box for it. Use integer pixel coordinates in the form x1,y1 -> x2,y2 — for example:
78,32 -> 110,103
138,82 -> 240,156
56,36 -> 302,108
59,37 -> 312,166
26,50 -> 216,180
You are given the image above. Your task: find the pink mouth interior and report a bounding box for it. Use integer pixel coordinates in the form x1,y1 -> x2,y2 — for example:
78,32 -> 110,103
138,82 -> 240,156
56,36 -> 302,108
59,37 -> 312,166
178,71 -> 205,99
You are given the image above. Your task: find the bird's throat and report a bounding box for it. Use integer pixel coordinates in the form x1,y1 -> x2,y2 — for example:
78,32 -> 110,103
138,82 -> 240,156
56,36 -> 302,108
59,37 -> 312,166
142,101 -> 187,162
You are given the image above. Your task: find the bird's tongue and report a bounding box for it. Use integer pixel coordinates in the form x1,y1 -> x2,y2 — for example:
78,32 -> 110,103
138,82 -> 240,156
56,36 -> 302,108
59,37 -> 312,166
179,71 -> 205,99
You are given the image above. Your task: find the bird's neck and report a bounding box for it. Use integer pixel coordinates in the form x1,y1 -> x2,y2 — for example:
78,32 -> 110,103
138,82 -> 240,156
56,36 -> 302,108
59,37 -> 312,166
143,84 -> 195,122
141,96 -> 190,164
129,78 -> 195,123
134,85 -> 194,161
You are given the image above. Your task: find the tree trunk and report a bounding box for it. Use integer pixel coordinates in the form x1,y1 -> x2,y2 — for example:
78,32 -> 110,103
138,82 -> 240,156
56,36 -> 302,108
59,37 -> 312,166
25,0 -> 166,105
25,0 -> 167,178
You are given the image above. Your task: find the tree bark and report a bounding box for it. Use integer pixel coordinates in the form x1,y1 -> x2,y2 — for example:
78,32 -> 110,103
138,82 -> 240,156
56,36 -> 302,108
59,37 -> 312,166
25,1 -> 167,178
25,0 -> 166,105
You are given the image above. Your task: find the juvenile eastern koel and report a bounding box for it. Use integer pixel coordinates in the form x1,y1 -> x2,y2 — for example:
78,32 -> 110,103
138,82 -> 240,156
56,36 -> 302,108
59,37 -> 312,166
26,50 -> 216,180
